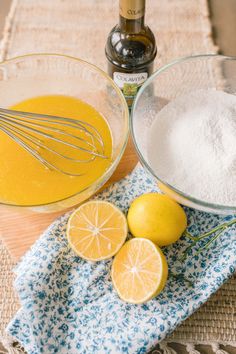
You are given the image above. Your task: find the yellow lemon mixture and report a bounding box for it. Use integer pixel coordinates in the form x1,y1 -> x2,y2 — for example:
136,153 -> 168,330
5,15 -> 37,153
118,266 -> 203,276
0,95 -> 112,206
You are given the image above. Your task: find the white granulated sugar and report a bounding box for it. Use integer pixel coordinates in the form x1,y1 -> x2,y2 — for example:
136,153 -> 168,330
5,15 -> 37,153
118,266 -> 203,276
147,89 -> 236,206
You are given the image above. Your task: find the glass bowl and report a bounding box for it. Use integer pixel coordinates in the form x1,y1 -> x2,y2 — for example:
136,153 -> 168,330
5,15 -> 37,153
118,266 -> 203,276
0,54 -> 129,212
131,54 -> 236,214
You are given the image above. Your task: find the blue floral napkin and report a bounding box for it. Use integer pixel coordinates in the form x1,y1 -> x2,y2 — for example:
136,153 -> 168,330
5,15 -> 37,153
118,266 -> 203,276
7,166 -> 236,354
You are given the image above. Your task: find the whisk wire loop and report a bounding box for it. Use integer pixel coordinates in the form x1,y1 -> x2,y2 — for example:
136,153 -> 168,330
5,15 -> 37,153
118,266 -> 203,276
0,108 -> 108,176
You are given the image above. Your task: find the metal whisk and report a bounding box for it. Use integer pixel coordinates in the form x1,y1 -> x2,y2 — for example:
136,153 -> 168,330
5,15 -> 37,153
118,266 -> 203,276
0,108 -> 107,176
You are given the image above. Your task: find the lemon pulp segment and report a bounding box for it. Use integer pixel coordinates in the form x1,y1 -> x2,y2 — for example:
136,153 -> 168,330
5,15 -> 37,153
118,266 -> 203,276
112,238 -> 168,304
67,201 -> 127,261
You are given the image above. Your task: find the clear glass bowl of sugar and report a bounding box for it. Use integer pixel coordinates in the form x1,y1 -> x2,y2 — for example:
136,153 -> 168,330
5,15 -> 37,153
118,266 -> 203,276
131,54 -> 236,214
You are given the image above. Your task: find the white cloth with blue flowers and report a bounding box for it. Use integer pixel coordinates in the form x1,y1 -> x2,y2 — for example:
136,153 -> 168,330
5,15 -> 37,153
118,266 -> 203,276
7,166 -> 236,354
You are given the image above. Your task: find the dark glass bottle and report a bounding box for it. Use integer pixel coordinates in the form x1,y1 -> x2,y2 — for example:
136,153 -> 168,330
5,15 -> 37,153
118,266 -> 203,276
105,0 -> 157,107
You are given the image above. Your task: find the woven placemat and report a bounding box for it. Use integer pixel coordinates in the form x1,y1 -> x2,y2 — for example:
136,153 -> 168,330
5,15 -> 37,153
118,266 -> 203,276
0,0 -> 217,65
0,239 -> 20,353
0,237 -> 236,354
0,0 -> 235,353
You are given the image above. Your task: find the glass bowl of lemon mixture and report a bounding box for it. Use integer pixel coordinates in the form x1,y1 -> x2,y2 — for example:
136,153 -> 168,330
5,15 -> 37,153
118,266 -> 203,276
131,55 -> 236,214
0,54 -> 129,212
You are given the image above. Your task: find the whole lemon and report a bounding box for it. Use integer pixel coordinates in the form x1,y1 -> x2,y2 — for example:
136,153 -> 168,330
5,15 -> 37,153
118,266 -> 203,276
127,193 -> 187,247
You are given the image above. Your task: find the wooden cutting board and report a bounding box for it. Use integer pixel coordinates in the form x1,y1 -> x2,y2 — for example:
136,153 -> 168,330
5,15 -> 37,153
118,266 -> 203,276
0,137 -> 138,261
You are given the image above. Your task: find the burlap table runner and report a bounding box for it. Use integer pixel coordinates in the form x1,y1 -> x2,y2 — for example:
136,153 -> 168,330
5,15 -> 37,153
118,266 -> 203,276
0,0 -> 235,353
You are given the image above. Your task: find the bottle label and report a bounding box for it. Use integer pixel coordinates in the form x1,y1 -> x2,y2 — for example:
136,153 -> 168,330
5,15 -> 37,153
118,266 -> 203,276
113,71 -> 148,106
119,0 -> 145,20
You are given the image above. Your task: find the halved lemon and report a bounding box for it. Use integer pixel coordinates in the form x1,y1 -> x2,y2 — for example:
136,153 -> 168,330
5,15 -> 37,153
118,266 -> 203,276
111,238 -> 168,304
67,200 -> 128,261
